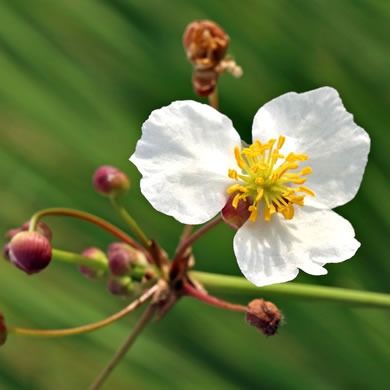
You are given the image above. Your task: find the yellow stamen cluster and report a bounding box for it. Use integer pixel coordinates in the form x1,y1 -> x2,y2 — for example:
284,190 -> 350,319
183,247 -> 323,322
227,136 -> 315,222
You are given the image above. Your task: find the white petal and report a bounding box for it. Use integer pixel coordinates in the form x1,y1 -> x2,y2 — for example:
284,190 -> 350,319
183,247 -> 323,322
130,100 -> 241,224
252,87 -> 370,209
233,207 -> 360,287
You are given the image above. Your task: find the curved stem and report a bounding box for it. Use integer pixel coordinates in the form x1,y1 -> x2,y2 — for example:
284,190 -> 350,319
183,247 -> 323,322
110,197 -> 151,249
28,208 -> 153,263
183,282 -> 247,312
7,285 -> 158,338
190,271 -> 390,309
174,215 -> 223,263
88,304 -> 156,390
52,249 -> 108,271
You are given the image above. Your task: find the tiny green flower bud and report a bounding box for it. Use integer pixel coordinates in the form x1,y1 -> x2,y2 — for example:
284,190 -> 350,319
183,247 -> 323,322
79,247 -> 107,279
0,313 -> 7,347
9,232 -> 52,275
183,20 -> 229,70
245,299 -> 282,336
107,276 -> 133,296
222,193 -> 251,230
93,166 -> 130,197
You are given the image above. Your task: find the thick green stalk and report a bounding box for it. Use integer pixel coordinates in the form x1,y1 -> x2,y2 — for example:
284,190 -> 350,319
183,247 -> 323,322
190,271 -> 390,309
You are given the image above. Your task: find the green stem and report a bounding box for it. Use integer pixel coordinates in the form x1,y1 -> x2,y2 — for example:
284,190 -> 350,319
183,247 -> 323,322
110,197 -> 150,249
52,249 -> 146,280
190,271 -> 390,309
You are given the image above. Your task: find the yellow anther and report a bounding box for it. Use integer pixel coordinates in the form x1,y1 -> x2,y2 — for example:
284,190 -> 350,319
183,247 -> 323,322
264,205 -> 276,222
228,169 -> 238,180
248,205 -> 258,222
277,135 -> 285,149
298,186 -> 315,197
238,186 -> 249,193
256,188 -> 264,202
286,153 -> 308,162
232,193 -> 241,209
300,167 -> 312,176
272,153 -> 285,160
281,203 -> 294,220
227,184 -> 240,194
234,146 -> 245,169
292,177 -> 307,185
258,162 -> 269,170
255,177 -> 264,185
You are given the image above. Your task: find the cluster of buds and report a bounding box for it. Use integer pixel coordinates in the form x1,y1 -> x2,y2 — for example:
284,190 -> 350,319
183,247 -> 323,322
3,221 -> 52,275
183,20 -> 242,97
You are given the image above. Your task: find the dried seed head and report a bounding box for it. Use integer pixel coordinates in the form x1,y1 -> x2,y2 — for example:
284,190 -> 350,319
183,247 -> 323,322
9,231 -> 52,275
93,166 -> 130,197
246,299 -> 282,336
183,20 -> 229,70
0,313 -> 7,347
79,247 -> 107,279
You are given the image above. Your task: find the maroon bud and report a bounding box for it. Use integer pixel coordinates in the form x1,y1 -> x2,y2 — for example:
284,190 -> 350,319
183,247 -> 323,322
245,299 -> 282,336
107,276 -> 133,296
9,232 -> 52,275
6,221 -> 52,242
183,20 -> 229,70
79,247 -> 107,279
0,313 -> 7,346
222,193 -> 251,230
93,166 -> 130,197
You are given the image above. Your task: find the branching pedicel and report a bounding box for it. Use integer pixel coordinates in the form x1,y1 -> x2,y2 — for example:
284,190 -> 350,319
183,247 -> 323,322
1,20 -> 385,390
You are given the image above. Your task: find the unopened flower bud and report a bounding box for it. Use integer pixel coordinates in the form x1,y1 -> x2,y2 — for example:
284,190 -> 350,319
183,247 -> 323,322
107,242 -> 148,268
79,247 -> 107,279
0,313 -> 7,346
108,250 -> 136,276
6,221 -> 52,242
93,166 -> 130,197
183,20 -> 229,70
9,232 -> 52,275
107,276 -> 133,296
222,193 -> 251,230
245,299 -> 282,336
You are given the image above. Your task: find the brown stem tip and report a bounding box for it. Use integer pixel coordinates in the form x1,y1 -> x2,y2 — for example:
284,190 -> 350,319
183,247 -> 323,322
245,299 -> 282,336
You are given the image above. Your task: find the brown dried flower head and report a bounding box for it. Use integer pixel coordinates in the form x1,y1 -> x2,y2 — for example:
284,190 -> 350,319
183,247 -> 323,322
246,299 -> 282,336
183,20 -> 229,70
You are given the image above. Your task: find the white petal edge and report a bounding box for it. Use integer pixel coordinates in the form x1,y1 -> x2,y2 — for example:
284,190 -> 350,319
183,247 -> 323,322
130,100 -> 241,224
251,87 -> 370,209
233,207 -> 360,287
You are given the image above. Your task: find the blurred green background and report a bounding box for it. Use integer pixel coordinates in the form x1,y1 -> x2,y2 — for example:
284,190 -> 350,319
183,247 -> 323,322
1,0 -> 389,389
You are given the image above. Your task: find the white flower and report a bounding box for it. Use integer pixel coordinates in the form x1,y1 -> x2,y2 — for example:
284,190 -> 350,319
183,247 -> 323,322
130,87 -> 370,286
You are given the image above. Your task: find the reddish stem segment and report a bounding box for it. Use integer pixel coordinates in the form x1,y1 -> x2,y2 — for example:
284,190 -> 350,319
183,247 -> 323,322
183,282 -> 247,312
8,285 -> 158,338
28,208 -> 153,263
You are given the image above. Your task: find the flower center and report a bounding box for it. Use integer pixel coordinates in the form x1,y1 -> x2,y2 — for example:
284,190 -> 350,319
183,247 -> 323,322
227,136 -> 315,222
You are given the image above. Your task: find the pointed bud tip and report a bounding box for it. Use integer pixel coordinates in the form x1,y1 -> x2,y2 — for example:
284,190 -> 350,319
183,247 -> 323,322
93,166 -> 130,197
246,299 -> 282,336
9,231 -> 52,275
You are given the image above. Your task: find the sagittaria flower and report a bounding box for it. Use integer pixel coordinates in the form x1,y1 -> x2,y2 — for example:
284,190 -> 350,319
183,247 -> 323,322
130,87 -> 370,286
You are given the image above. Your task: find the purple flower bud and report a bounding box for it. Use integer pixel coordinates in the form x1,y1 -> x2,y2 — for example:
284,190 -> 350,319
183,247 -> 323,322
79,247 -> 107,280
221,193 -> 251,230
93,166 -> 130,197
0,313 -> 7,346
6,221 -> 52,242
107,276 -> 133,296
9,232 -> 52,275
107,242 -> 148,269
